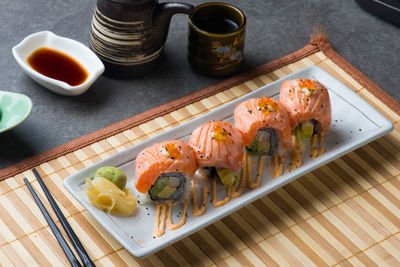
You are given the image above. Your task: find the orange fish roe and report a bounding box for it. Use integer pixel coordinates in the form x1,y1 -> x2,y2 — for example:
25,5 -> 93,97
212,125 -> 229,141
257,97 -> 280,114
163,143 -> 182,159
298,79 -> 316,90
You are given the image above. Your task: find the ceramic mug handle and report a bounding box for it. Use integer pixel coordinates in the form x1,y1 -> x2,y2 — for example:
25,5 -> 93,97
155,2 -> 195,15
153,2 -> 195,50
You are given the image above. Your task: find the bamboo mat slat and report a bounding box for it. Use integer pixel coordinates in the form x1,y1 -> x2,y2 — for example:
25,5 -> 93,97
1,40 -> 400,266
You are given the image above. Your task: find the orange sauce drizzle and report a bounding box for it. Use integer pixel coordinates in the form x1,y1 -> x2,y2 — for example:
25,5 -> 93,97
231,176 -> 245,198
288,135 -> 303,172
310,132 -> 324,158
231,154 -> 246,198
271,154 -> 284,177
164,143 -> 182,159
153,204 -> 167,237
256,156 -> 264,186
212,179 -> 232,207
246,154 -> 252,187
191,179 -> 208,216
310,135 -> 318,158
212,125 -> 229,141
258,97 -> 279,114
166,202 -> 188,231
318,133 -> 325,155
246,154 -> 264,189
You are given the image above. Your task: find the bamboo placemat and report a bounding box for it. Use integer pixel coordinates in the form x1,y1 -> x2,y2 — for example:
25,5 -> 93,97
1,35 -> 400,266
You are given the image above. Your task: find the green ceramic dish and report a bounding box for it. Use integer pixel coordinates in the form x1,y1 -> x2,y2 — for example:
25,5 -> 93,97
0,91 -> 33,133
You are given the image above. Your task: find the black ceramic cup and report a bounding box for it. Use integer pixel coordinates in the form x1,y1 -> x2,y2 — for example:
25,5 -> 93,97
188,2 -> 246,77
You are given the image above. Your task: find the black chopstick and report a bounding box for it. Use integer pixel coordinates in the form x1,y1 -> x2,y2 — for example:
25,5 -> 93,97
23,178 -> 81,267
32,168 -> 95,267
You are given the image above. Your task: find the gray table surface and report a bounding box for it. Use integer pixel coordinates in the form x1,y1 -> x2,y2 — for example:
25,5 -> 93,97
0,0 -> 399,169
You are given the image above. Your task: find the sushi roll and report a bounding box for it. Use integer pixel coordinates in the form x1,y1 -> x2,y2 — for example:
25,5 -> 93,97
280,78 -> 331,169
189,121 -> 244,210
135,140 -> 197,237
234,96 -> 292,182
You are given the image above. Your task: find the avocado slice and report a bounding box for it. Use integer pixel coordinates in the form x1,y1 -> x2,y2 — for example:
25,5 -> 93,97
216,168 -> 240,186
246,128 -> 276,155
301,120 -> 314,138
157,186 -> 177,199
247,138 -> 271,155
149,177 -> 169,199
294,125 -> 305,151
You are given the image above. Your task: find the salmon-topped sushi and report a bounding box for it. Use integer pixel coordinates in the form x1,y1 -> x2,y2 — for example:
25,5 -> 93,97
235,97 -> 292,150
280,78 -> 331,168
234,96 -> 292,179
135,140 -> 197,236
135,140 -> 197,197
189,121 -> 244,209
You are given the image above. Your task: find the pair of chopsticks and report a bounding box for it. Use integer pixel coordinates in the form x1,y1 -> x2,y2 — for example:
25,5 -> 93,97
24,168 -> 95,267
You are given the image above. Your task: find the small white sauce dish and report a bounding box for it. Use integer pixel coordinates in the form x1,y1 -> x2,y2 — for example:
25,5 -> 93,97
12,31 -> 104,96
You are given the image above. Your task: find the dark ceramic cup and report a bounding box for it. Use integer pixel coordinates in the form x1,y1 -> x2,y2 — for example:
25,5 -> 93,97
188,2 -> 246,77
90,0 -> 194,78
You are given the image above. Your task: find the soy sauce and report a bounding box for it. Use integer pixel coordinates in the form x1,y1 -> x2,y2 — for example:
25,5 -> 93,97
27,47 -> 88,86
195,16 -> 239,34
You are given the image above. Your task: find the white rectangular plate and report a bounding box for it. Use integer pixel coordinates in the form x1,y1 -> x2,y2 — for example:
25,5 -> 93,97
64,66 -> 393,258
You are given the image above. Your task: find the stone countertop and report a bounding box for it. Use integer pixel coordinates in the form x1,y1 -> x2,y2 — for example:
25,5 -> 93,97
0,0 -> 399,168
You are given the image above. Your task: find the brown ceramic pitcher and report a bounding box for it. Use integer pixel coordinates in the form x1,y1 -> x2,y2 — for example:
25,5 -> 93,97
90,0 -> 194,78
